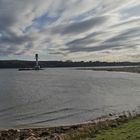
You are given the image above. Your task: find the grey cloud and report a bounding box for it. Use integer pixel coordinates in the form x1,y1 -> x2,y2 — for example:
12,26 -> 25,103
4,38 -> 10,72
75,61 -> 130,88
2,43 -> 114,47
104,27 -> 140,43
52,16 -> 108,35
0,30 -> 34,56
60,43 -> 121,53
60,26 -> 140,54
66,31 -> 103,47
0,32 -> 32,45
110,18 -> 140,28
0,44 -> 18,56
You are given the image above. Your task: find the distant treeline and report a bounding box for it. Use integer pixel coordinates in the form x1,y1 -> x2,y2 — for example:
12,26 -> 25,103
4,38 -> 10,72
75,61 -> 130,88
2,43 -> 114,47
0,60 -> 140,68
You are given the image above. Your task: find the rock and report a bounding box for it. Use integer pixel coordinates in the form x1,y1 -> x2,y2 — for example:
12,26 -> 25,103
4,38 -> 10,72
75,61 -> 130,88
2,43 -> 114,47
25,136 -> 41,140
40,131 -> 50,137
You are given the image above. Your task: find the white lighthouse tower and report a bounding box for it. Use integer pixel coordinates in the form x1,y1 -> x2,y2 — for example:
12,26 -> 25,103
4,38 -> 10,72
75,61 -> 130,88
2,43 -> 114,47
35,54 -> 40,70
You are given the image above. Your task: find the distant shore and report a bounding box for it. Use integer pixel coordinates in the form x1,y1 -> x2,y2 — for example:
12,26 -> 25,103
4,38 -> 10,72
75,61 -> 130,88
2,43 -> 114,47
0,60 -> 140,69
77,66 -> 140,74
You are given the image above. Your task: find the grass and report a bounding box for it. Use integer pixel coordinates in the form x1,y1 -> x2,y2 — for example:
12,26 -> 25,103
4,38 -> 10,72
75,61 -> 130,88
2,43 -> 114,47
82,117 -> 140,140
56,116 -> 140,140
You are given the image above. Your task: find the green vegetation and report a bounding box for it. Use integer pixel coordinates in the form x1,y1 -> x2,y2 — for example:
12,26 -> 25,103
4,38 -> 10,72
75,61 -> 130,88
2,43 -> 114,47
85,117 -> 140,140
61,117 -> 140,140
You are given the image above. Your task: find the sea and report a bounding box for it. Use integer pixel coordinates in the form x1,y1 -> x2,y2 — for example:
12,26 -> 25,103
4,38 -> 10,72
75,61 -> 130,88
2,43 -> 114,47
0,68 -> 140,129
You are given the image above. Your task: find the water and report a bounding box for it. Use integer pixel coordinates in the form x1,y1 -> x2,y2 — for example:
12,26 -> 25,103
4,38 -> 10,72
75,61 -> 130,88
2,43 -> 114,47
0,68 -> 140,129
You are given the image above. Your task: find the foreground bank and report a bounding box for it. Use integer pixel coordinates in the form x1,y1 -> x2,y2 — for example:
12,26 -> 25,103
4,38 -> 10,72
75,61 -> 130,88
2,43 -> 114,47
0,110 -> 140,140
86,116 -> 140,140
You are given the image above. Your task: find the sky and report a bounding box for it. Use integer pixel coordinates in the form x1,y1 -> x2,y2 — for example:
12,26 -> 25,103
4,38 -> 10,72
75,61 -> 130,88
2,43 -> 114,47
0,0 -> 140,62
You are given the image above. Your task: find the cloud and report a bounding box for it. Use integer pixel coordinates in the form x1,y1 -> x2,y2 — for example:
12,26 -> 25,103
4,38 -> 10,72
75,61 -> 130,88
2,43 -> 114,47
51,16 -> 108,35
0,0 -> 140,61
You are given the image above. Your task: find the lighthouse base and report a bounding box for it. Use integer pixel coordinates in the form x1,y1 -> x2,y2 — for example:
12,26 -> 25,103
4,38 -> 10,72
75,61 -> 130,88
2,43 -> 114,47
18,65 -> 43,71
35,65 -> 41,70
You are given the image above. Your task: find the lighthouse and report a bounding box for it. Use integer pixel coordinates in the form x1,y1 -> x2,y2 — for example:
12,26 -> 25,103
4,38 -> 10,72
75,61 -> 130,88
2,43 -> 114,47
35,54 -> 40,70
18,54 -> 42,71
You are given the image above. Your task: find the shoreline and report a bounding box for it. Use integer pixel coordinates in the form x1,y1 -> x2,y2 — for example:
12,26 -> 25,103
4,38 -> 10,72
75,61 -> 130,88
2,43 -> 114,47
0,109 -> 140,140
77,66 -> 140,74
